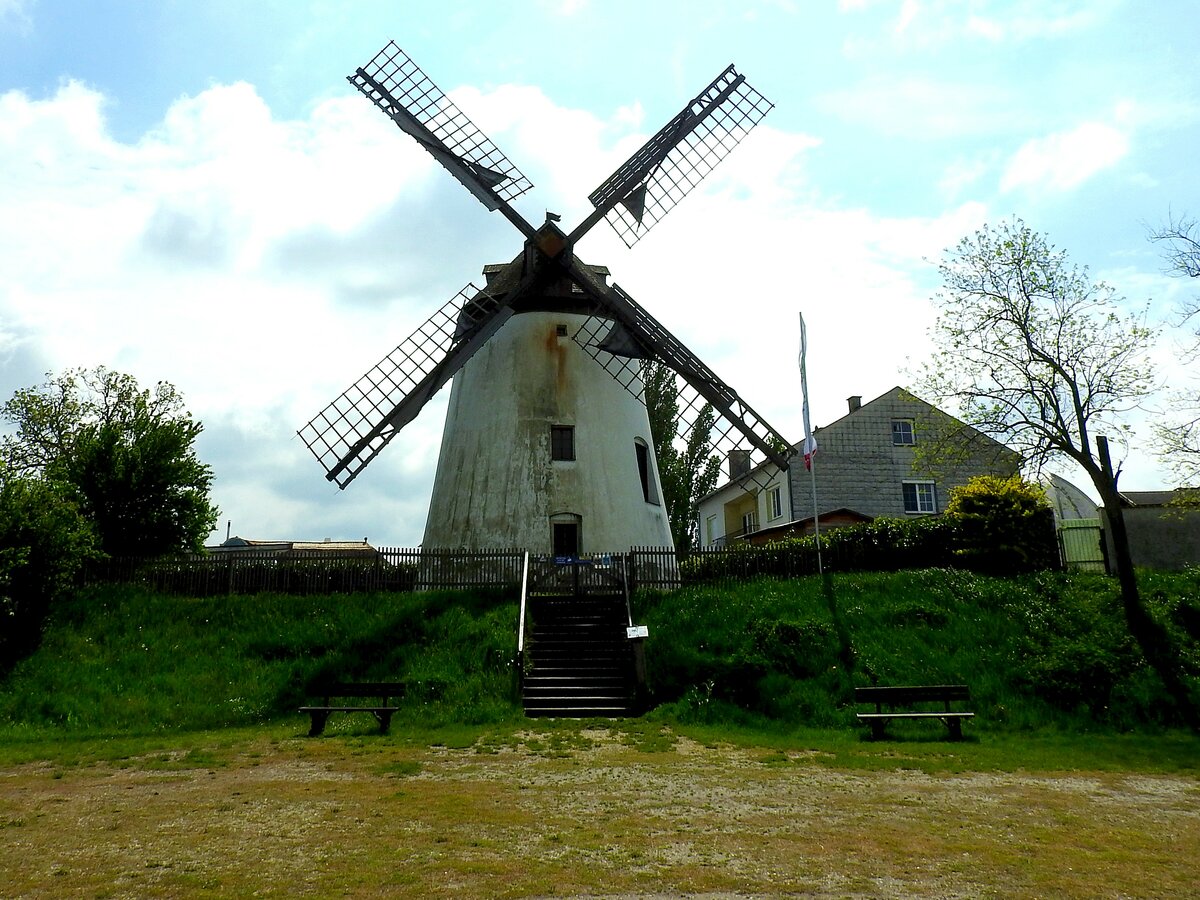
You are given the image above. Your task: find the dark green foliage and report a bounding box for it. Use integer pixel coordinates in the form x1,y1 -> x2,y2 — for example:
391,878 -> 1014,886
640,568 -> 1200,732
2,569 -> 1197,736
0,585 -> 521,731
643,361 -> 722,550
0,469 -> 98,672
682,501 -> 1058,582
1,367 -> 218,557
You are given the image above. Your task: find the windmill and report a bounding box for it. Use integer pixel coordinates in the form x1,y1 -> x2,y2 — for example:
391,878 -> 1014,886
300,42 -> 791,556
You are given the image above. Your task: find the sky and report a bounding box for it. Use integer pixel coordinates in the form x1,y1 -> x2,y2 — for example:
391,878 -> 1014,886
1,0 -> 1197,547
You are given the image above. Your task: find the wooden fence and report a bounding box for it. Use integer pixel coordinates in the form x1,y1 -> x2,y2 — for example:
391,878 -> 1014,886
85,526 -> 1063,599
85,548 -> 528,597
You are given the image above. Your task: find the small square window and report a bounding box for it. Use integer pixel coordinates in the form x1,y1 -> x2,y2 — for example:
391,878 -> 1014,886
892,420 -> 915,445
903,481 -> 936,514
551,425 -> 575,461
556,323 -> 568,337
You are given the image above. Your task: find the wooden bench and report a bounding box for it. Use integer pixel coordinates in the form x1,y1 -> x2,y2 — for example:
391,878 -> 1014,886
854,684 -> 974,741
299,682 -> 405,736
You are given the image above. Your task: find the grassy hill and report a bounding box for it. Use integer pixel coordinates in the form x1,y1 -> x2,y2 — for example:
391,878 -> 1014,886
1,568 -> 1197,735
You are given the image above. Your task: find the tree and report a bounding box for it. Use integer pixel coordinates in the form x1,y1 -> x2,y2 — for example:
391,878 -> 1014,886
643,361 -> 722,550
918,218 -> 1198,729
0,466 -> 97,671
1149,212 -> 1200,486
1,367 -> 219,557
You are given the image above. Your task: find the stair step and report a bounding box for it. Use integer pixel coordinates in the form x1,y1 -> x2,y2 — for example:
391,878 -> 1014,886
523,707 -> 635,718
521,587 -> 639,719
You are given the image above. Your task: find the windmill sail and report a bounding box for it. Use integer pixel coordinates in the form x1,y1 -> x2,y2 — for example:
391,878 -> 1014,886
569,273 -> 790,491
298,283 -> 511,488
584,65 -> 773,248
348,42 -> 534,214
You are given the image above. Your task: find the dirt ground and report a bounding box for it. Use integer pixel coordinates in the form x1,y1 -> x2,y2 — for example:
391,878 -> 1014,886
1,727 -> 1198,898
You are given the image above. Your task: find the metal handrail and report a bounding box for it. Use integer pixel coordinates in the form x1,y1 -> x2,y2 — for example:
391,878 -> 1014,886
516,550 -> 530,655
622,553 -> 634,628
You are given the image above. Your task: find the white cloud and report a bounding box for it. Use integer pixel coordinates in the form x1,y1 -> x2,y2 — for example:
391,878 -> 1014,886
843,0 -> 1115,53
3,54 -> 1179,548
815,75 -> 1018,140
964,2 -> 1115,42
0,72 -> 997,544
0,0 -> 32,33
1000,120 -> 1130,193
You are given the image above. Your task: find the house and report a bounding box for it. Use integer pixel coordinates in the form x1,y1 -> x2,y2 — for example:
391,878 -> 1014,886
698,387 -> 1020,548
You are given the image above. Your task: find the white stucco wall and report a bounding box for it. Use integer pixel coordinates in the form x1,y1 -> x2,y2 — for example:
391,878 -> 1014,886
423,311 -> 675,553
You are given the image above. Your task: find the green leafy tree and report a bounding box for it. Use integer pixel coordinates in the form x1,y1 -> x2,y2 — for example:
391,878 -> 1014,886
643,361 -> 722,550
0,466 -> 98,670
1,367 -> 219,557
918,219 -> 1197,730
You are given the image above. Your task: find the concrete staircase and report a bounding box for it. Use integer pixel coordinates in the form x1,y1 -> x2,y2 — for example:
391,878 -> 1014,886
522,592 -> 639,718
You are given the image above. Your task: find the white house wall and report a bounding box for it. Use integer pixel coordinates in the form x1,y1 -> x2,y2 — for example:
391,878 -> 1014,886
698,462 -> 791,547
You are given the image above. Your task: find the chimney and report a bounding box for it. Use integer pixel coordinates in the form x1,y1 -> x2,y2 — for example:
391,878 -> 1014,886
728,449 -> 752,479
847,395 -> 862,413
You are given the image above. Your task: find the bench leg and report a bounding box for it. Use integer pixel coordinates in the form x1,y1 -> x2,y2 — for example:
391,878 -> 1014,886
868,719 -> 888,741
946,718 -> 963,741
307,711 -> 330,737
374,710 -> 393,735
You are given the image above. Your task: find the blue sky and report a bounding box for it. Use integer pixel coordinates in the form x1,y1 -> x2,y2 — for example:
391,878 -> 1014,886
1,0 -> 1196,545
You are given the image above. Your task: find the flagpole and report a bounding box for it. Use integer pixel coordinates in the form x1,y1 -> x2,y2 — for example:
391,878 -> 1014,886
809,440 -> 823,576
798,312 -> 822,575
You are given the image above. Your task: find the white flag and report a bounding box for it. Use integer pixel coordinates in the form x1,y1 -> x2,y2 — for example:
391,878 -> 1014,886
799,312 -> 817,470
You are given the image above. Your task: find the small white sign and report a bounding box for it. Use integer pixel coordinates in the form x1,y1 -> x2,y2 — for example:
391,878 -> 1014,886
626,625 -> 649,639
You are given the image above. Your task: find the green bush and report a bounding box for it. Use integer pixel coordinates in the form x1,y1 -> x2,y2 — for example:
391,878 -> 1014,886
0,470 -> 97,673
945,475 -> 1058,574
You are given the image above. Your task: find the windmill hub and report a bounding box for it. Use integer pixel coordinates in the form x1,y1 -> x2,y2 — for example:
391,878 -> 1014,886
533,221 -> 569,261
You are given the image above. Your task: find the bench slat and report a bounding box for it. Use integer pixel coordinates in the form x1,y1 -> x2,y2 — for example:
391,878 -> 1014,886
856,712 -> 974,720
854,685 -> 970,703
301,682 -> 407,737
854,684 -> 974,741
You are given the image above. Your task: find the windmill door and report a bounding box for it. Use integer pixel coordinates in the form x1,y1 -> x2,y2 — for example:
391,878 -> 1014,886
552,520 -> 580,560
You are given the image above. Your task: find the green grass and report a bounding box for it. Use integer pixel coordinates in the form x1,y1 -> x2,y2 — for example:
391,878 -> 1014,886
0,567 -> 1197,743
638,567 -> 1200,733
0,584 -> 523,733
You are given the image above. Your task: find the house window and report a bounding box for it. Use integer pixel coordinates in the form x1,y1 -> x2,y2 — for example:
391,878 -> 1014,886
742,510 -> 758,535
551,425 -> 575,461
705,515 -> 717,546
767,485 -> 783,521
892,420 -> 915,445
556,323 -> 568,337
902,481 -> 936,514
635,439 -> 660,504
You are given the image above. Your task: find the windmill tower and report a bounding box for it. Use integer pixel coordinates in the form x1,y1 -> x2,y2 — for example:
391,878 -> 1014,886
300,43 -> 791,555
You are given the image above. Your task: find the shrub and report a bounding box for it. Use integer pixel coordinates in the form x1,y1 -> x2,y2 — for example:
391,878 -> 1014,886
945,475 -> 1058,574
0,470 -> 97,672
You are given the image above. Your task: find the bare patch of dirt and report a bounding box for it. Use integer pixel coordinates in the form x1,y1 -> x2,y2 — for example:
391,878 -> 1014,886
1,729 -> 1197,898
